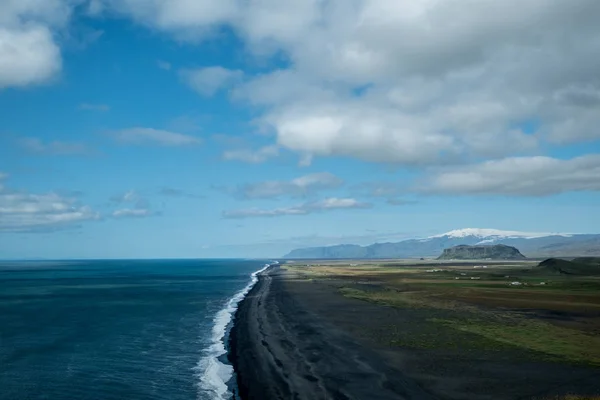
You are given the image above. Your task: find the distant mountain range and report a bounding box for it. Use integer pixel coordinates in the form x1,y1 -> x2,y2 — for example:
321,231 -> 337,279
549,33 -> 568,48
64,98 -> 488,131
283,228 -> 600,259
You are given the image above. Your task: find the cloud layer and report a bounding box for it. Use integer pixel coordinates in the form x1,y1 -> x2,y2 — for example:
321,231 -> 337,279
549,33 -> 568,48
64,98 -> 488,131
420,155 -> 600,196
181,66 -> 243,96
6,1 -> 600,165
223,145 -> 279,164
19,137 -> 90,155
223,197 -> 371,219
112,127 -> 201,146
235,172 -> 343,199
89,0 -> 600,166
0,174 -> 99,231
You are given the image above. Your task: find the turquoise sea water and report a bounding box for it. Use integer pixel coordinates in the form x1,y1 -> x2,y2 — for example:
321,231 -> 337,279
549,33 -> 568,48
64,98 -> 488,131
0,259 -> 269,400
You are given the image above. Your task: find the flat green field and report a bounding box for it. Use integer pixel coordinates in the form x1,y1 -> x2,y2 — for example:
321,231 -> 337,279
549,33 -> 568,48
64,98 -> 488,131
284,260 -> 600,366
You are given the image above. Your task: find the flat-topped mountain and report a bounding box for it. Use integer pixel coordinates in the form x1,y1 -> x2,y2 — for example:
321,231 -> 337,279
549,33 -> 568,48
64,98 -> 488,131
437,244 -> 526,260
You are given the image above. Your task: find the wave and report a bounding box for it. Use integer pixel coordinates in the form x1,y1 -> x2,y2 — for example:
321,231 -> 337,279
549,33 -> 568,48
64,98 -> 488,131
195,262 -> 273,400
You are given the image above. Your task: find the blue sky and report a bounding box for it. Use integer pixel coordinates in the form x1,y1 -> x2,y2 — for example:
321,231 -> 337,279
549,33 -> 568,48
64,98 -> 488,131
1,1 -> 600,259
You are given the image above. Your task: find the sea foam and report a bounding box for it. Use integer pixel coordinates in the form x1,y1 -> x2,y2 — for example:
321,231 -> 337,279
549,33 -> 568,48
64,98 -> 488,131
195,262 -> 272,400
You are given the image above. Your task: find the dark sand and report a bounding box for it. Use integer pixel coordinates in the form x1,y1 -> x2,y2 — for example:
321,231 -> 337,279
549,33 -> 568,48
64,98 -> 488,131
229,266 -> 600,400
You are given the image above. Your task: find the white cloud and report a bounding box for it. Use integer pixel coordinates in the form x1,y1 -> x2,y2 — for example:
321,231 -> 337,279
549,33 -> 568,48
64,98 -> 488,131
420,155 -> 600,196
105,0 -> 238,35
0,0 -> 73,88
236,172 -> 343,199
101,0 -> 600,163
19,137 -> 90,155
0,178 -> 100,231
79,103 -> 110,111
0,26 -> 61,88
4,1 -> 600,174
180,66 -> 243,96
223,197 -> 371,219
223,145 -> 279,164
112,127 -> 201,146
112,208 -> 153,218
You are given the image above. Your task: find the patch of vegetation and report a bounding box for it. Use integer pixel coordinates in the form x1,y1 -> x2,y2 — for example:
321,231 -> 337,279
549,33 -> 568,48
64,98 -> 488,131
538,396 -> 600,400
339,286 -> 600,366
430,316 -> 600,366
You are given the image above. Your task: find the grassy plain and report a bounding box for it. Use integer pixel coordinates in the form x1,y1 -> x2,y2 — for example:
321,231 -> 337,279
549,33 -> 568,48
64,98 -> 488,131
284,260 -> 600,366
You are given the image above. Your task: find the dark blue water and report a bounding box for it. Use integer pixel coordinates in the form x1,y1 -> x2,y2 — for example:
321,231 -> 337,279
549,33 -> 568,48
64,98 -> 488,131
0,259 -> 269,400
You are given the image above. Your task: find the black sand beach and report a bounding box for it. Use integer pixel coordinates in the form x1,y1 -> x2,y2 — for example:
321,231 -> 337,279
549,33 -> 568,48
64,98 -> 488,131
229,266 -> 600,400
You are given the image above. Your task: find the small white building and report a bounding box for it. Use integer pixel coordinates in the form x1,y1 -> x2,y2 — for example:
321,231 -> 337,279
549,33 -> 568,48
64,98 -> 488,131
510,281 -> 523,286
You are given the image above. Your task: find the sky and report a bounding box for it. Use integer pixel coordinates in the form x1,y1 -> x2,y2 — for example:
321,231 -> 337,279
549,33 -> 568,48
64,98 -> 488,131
2,0 -> 600,259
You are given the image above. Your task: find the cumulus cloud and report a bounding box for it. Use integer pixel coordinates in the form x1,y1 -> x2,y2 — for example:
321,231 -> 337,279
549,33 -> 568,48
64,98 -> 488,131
0,175 -> 99,231
112,127 -> 201,146
79,103 -> 110,111
419,155 -> 600,196
236,172 -> 343,199
104,0 -> 238,35
102,0 -> 600,164
223,145 -> 279,164
0,0 -> 73,88
0,26 -> 61,89
180,66 -> 243,96
19,137 -> 90,155
223,197 -> 371,219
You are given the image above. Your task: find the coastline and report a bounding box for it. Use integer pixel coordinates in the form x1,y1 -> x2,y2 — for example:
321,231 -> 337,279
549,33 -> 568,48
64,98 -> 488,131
197,262 -> 271,400
228,264 -> 600,400
227,265 -> 435,400
227,266 -> 272,400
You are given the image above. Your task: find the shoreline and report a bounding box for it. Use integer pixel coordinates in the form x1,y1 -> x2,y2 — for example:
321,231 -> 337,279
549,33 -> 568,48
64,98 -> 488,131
228,264 -> 600,400
198,262 -> 271,400
227,265 -> 272,400
227,265 -> 436,400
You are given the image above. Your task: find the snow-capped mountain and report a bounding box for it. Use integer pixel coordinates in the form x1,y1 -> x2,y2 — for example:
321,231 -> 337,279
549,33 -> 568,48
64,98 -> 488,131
428,228 -> 571,240
284,228 -> 598,259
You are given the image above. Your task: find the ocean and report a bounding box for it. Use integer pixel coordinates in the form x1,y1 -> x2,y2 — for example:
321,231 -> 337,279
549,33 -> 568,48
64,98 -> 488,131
0,259 -> 271,400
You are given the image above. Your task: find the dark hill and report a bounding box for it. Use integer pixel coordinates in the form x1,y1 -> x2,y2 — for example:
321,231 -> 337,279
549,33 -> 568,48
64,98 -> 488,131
438,244 -> 525,260
537,258 -> 600,275
572,257 -> 600,265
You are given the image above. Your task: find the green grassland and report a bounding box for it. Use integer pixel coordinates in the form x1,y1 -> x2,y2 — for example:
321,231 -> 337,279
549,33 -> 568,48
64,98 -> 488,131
284,260 -> 600,366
